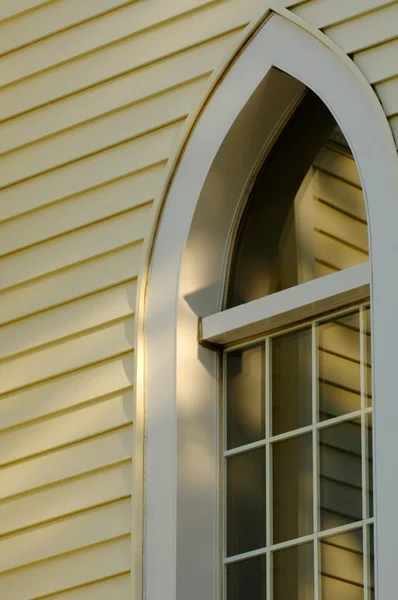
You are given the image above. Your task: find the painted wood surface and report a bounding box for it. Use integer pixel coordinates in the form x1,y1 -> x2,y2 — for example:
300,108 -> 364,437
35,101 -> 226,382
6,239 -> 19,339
0,0 -> 397,596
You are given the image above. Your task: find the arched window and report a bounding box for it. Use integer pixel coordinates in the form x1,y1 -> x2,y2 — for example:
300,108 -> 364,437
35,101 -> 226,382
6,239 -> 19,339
144,13 -> 398,600
218,77 -> 374,599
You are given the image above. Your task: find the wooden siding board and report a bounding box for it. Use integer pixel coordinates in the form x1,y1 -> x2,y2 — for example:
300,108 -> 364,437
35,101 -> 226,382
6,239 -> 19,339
0,463 -> 132,537
0,32 -> 237,155
314,147 -> 362,188
41,574 -> 131,600
353,38 -> 398,84
316,202 -> 368,253
0,77 -> 207,189
0,123 -> 179,221
375,76 -> 398,117
0,281 -> 136,360
0,536 -> 131,599
293,0 -> 395,29
315,171 -> 367,221
0,207 -> 151,291
0,0 -> 252,120
0,0 -> 54,22
0,321 -> 135,396
0,0 -> 133,55
389,114 -> 398,145
323,4 -> 398,54
0,244 -> 142,325
0,426 -> 132,500
0,165 -> 164,255
0,392 -> 133,465
0,0 -> 223,86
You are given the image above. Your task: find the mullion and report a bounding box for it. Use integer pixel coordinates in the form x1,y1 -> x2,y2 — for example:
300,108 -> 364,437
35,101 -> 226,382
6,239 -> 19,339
312,321 -> 320,600
265,337 -> 272,600
223,302 -> 372,600
360,305 -> 370,600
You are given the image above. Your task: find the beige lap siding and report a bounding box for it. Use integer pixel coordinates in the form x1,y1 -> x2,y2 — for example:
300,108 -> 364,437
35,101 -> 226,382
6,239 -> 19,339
0,0 -> 395,597
0,0 -> 266,597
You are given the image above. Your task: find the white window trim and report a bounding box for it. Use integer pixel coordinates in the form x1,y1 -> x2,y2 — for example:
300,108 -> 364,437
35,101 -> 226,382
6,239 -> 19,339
144,13 -> 398,600
200,262 -> 370,347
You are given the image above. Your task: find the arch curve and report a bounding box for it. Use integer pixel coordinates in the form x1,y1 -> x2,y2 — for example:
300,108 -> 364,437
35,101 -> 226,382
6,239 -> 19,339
144,13 -> 398,600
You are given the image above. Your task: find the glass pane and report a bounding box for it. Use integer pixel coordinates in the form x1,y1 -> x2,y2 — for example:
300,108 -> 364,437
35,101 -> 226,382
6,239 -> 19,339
364,306 -> 372,406
226,84 -> 369,310
367,414 -> 373,519
226,345 -> 265,449
273,542 -> 314,600
368,525 -> 375,600
273,433 -> 313,544
272,327 -> 312,435
320,420 -> 362,531
227,556 -> 266,600
318,310 -> 361,421
321,529 -> 363,600
227,448 -> 266,556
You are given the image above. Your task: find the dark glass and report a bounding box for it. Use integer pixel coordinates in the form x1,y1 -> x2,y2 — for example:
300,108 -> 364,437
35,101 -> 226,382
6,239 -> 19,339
226,90 -> 336,308
273,434 -> 313,543
319,420 -> 362,531
365,306 -> 372,406
227,556 -> 266,600
227,345 -> 265,449
321,529 -> 363,600
227,449 -> 266,556
273,542 -> 314,600
318,310 -> 361,421
272,327 -> 312,435
368,414 -> 373,518
369,525 -> 375,600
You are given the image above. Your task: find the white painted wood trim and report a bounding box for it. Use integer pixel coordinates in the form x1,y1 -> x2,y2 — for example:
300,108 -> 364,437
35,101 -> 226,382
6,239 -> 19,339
144,13 -> 398,600
200,262 -> 370,346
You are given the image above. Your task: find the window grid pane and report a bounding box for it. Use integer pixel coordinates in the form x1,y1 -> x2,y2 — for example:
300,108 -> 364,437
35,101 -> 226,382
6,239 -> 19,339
223,303 -> 374,600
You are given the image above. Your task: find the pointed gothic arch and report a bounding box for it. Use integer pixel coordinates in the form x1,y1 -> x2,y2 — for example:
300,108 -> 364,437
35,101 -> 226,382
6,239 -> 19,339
143,12 -> 398,600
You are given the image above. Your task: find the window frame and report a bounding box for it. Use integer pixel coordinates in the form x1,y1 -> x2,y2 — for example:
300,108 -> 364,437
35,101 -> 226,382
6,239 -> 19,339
221,301 -> 373,600
143,12 -> 398,600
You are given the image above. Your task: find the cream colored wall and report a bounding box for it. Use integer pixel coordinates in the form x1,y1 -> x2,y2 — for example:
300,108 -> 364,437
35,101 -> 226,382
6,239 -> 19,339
0,0 -> 397,598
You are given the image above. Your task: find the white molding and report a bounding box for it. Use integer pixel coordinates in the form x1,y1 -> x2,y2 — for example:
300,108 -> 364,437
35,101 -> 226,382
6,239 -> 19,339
144,13 -> 398,600
200,262 -> 370,346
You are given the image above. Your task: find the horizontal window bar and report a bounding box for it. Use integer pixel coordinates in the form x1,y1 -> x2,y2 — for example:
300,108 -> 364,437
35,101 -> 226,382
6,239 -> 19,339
199,262 -> 370,347
224,517 -> 374,564
224,407 -> 372,456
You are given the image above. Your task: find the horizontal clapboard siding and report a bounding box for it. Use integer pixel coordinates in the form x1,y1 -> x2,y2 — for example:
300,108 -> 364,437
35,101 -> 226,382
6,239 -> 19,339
282,0 -> 398,147
0,0 -> 264,596
42,574 -> 132,600
0,537 -> 132,599
0,0 -> 133,55
312,144 -> 369,277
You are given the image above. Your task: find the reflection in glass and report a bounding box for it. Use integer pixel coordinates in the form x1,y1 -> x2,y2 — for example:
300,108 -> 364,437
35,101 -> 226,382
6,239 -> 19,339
318,311 -> 361,421
227,556 -> 266,600
273,434 -> 313,543
368,414 -> 373,519
369,525 -> 375,600
272,327 -> 312,435
273,542 -> 314,600
226,88 -> 369,310
227,449 -> 266,556
226,344 -> 265,450
320,420 -> 362,531
321,529 -> 363,600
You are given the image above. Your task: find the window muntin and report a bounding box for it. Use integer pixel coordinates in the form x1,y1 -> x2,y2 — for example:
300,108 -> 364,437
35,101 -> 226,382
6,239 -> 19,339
226,88 -> 369,309
223,304 -> 374,599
